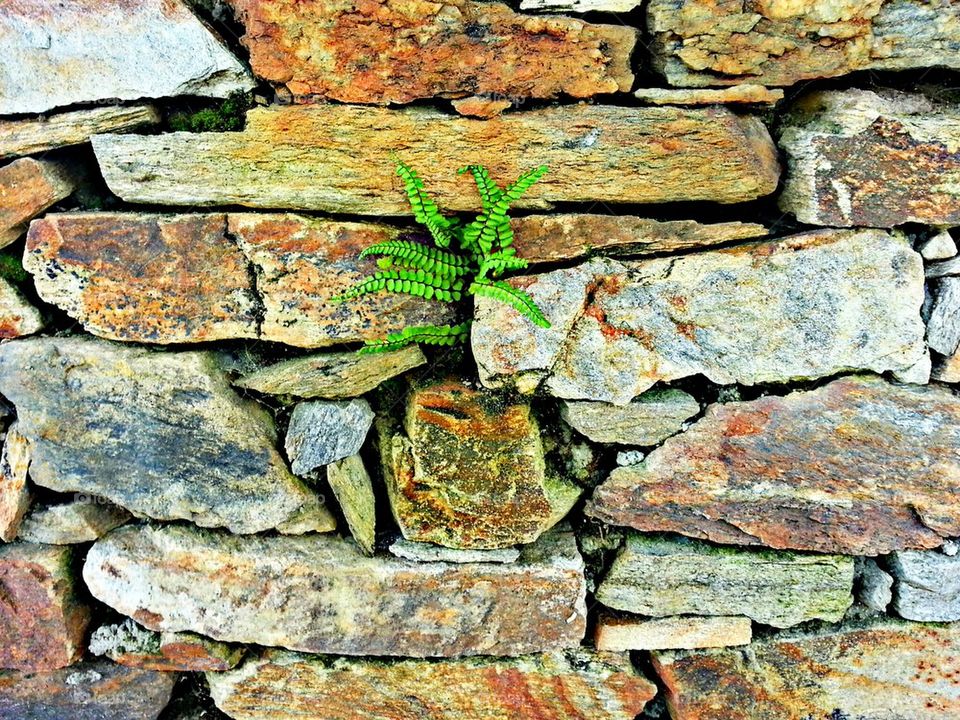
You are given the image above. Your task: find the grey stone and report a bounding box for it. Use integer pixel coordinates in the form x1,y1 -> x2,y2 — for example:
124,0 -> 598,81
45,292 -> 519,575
561,389 -> 699,445
389,538 -> 520,564
920,231 -> 958,261
890,549 -> 960,621
326,454 -> 375,555
285,399 -> 375,476
17,500 -> 131,545
856,558 -> 893,613
928,277 -> 960,356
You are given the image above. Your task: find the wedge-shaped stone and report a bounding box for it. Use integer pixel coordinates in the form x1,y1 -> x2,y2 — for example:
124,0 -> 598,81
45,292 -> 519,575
92,104 -> 780,213
596,534 -> 852,628
648,1 -> 960,88
780,90 -> 960,227
0,423 -> 31,542
651,621 -> 960,720
0,0 -> 253,114
595,614 -> 752,652
588,376 -> 960,555
474,230 -> 926,404
0,337 -> 317,534
17,499 -> 131,545
285,400 -> 374,475
83,524 -> 587,657
208,649 -> 655,720
0,158 -> 76,248
0,277 -> 43,339
0,543 -> 90,671
326,455 -> 376,555
90,619 -> 244,673
561,389 -> 699,446
382,379 -> 581,549
227,0 -> 635,104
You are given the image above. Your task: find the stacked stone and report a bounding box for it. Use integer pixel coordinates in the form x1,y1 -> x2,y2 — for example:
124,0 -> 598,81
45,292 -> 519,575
1,0 -> 960,718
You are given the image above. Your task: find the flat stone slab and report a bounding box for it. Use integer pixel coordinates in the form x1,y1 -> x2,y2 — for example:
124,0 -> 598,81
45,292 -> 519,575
0,337 -> 318,534
473,229 -> 926,404
561,389 -> 700,446
651,621 -> 960,719
90,619 -> 244,673
595,615 -> 752,652
227,0 -> 635,104
780,89 -> 960,227
0,158 -> 76,248
647,0 -> 960,87
890,550 -> 960,622
389,538 -> 520,564
595,534 -> 853,628
588,376 -> 960,555
17,499 -> 131,545
83,524 -> 587,658
208,648 -> 656,720
634,86 -> 784,106
0,0 -> 252,114
0,278 -> 44,340
92,104 -> 780,213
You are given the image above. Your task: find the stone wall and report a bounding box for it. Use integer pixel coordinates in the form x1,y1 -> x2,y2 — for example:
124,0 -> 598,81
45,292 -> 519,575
1,1 -> 960,718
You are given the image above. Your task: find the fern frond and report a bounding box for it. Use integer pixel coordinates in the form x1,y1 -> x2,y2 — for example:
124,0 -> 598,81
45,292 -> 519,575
458,165 -> 504,211
360,240 -> 473,279
463,165 -> 548,259
394,159 -> 457,249
469,278 -> 550,328
478,251 -> 528,279
333,270 -> 463,303
359,321 -> 472,354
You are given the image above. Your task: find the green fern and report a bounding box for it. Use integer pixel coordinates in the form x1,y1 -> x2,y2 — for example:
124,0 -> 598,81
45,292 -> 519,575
359,322 -> 473,354
360,240 -> 472,278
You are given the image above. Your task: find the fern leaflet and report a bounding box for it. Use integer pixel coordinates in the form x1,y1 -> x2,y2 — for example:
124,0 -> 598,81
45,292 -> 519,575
394,158 -> 458,249
359,322 -> 473,354
360,240 -> 473,279
334,269 -> 463,303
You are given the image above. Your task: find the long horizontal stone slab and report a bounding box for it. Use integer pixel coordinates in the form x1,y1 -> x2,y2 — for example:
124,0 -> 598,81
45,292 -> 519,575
473,229 -> 926,404
780,89 -> 960,227
207,649 -> 656,720
92,104 -> 780,213
83,525 -> 587,657
651,621 -> 960,719
647,0 -> 960,88
227,0 -> 635,105
587,376 -> 960,555
0,0 -> 252,114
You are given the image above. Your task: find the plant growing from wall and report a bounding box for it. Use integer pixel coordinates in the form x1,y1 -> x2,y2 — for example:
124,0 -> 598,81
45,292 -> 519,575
334,159 -> 551,354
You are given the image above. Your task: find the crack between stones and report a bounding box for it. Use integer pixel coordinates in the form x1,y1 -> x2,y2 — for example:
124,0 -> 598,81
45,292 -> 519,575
222,216 -> 266,339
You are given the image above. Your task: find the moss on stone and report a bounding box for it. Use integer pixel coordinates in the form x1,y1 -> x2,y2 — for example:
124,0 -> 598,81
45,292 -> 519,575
168,92 -> 251,133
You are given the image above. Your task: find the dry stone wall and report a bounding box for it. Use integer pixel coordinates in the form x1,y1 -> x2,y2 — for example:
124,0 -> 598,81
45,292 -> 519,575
1,0 -> 959,718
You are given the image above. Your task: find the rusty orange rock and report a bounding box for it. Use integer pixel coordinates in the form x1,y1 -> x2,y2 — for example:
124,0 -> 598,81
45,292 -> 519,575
0,158 -> 76,247
0,278 -> 43,340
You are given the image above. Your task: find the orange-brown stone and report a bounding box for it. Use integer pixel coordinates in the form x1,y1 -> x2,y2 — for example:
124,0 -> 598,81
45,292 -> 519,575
0,158 -> 76,247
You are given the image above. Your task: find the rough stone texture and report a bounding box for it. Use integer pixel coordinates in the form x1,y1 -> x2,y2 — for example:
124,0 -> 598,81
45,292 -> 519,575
90,620 -> 245,673
0,158 -> 76,248
595,534 -> 853,629
286,400 -> 375,476
0,423 -> 31,542
274,500 -> 339,536
920,230 -> 958,261
326,454 -> 376,555
890,550 -> 960,621
0,543 -> 90,671
207,648 -> 656,720
634,85 -> 784,106
780,89 -> 960,227
857,558 -> 893,613
510,214 -> 768,264
92,104 -> 780,213
382,379 -> 581,549
25,212 -> 451,347
651,621 -> 960,720
0,337 -> 318,534
520,0 -> 638,12
929,255 -> 960,279
451,96 -> 513,118
647,0 -> 960,88
0,278 -> 44,340
0,0 -> 253,114
588,376 -> 960,555
389,538 -> 520,564
561,389 -> 699,446
474,230 -> 926,404
84,524 -> 587,657
595,615 -> 752,652
935,351 -> 960,383
235,345 -> 426,399
0,660 -> 176,720
17,500 -> 131,545
929,277 -> 960,356
227,0 -> 636,104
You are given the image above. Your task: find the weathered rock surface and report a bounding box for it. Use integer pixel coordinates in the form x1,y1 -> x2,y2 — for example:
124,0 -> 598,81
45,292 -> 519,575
207,648 -> 656,720
0,278 -> 44,339
935,351 -> 960,383
520,0 -> 638,12
634,85 -> 783,106
921,230 -> 958,261
0,543 -> 90,671
227,0 -> 635,105
890,550 -> 960,621
382,379 -> 581,549
450,96 -> 513,118
0,423 -> 31,542
929,255 -> 960,279
326,455 -> 375,554
25,212 -> 450,347
856,558 -> 893,613
92,104 -> 780,212
0,337 -> 318,534
90,619 -> 244,673
780,90 -> 960,227
929,277 -> 960,357
561,389 -> 699,446
84,524 -> 587,657
0,158 -> 76,248
474,230 -> 926,404
0,659 -> 176,720
274,499 -> 339,536
389,538 -> 520,564
595,534 -> 852,628
17,500 -> 131,545
235,345 -> 426,399
595,615 -> 752,652
648,1 -> 960,87
286,400 -> 375,476
0,0 -> 252,114
0,105 -> 160,160
588,376 -> 960,555
651,621 -> 960,720
510,214 -> 767,264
